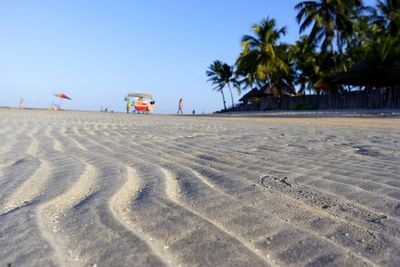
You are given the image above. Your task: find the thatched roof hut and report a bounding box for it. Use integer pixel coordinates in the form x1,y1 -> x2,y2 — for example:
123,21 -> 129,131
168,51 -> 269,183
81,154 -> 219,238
337,60 -> 400,87
260,83 -> 293,97
239,88 -> 264,103
239,83 -> 294,104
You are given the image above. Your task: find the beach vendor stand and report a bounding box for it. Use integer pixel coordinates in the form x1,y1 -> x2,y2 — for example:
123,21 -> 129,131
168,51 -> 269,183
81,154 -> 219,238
125,93 -> 155,114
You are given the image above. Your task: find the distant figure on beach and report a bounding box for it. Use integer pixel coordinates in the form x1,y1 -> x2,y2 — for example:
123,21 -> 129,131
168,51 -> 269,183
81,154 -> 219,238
126,101 -> 133,113
149,99 -> 155,112
192,110 -> 195,115
177,98 -> 183,114
19,98 -> 25,108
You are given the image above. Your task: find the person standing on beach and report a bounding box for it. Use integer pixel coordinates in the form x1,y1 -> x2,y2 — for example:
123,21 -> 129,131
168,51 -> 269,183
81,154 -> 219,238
19,98 -> 25,108
177,98 -> 183,114
126,101 -> 133,113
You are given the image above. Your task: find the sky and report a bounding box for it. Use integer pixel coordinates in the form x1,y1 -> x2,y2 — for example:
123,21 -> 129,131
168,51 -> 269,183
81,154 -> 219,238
0,0 -> 376,114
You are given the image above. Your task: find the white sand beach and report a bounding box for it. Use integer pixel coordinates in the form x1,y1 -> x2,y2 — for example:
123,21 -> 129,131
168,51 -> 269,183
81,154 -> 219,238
1,109 -> 400,266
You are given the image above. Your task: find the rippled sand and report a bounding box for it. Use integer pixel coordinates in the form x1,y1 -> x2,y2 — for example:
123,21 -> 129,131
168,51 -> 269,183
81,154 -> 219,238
1,109 -> 400,266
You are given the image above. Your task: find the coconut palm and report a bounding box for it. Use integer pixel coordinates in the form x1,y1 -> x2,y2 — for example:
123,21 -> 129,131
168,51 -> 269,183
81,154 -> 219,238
374,0 -> 400,36
290,36 -> 319,94
364,35 -> 400,67
291,36 -> 340,94
235,17 -> 290,90
337,35 -> 400,87
206,60 -> 227,110
295,0 -> 363,54
219,63 -> 240,108
346,12 -> 377,69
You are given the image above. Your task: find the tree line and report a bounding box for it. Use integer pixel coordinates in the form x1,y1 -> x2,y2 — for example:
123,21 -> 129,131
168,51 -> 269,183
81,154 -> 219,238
206,0 -> 400,110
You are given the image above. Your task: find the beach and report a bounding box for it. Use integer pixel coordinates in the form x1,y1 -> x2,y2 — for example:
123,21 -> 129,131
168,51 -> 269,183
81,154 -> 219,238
1,109 -> 400,266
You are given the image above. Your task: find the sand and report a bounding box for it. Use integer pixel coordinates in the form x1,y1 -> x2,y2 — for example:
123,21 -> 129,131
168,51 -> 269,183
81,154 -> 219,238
0,109 -> 399,266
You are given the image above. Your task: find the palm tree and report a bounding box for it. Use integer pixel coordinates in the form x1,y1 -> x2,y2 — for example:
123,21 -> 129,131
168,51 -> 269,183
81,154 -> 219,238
346,12 -> 377,70
364,35 -> 400,67
235,17 -> 290,90
290,36 -> 319,94
374,0 -> 400,37
291,36 -> 340,94
295,0 -> 363,54
206,60 -> 227,110
219,63 -> 240,108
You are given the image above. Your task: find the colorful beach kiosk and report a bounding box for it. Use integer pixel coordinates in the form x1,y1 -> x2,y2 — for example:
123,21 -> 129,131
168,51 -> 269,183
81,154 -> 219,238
125,93 -> 155,113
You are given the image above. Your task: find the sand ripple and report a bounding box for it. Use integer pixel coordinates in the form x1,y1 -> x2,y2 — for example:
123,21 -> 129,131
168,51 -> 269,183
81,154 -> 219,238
1,109 -> 399,266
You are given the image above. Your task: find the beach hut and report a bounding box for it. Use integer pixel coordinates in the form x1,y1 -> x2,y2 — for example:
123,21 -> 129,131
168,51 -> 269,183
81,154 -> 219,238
239,84 -> 293,104
239,88 -> 264,104
337,60 -> 400,87
261,84 -> 293,97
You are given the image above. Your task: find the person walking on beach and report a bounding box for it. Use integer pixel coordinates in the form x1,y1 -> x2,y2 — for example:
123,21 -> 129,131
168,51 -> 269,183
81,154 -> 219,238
177,98 -> 183,114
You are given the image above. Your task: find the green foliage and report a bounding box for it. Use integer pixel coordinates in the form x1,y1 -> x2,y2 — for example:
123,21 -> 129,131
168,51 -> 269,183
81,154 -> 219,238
295,0 -> 363,53
363,34 -> 400,67
206,60 -> 228,110
206,60 -> 240,109
207,0 -> 400,103
235,17 -> 293,94
375,0 -> 400,36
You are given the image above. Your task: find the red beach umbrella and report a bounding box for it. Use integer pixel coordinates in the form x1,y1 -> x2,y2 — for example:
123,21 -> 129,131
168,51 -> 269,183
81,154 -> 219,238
52,93 -> 72,110
54,93 -> 72,100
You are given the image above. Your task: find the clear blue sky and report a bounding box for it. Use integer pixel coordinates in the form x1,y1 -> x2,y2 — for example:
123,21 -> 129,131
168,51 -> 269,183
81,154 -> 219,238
0,0 -> 376,113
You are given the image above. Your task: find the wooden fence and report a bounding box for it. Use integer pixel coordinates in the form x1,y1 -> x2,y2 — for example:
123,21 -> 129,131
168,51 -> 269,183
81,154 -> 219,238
236,87 -> 400,111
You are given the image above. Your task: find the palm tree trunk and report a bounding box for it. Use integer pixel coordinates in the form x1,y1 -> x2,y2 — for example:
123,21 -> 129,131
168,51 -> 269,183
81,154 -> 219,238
221,90 -> 227,110
227,84 -> 235,108
336,31 -> 343,56
267,74 -> 272,88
